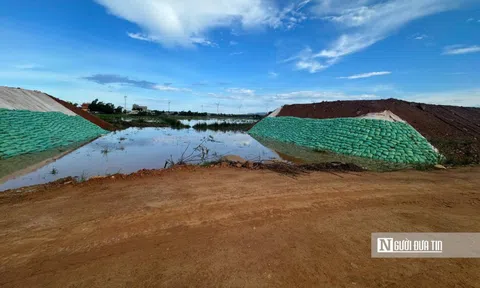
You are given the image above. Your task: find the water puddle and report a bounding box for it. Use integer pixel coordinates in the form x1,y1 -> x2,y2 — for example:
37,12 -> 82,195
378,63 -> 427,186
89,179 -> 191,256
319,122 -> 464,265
1,126 -> 407,191
0,127 -> 280,191
179,118 -> 258,126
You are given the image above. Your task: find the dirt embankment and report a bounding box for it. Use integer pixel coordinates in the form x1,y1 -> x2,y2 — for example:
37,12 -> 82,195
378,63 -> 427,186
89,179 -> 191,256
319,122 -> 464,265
48,95 -> 114,130
1,166 -> 479,287
277,99 -> 480,164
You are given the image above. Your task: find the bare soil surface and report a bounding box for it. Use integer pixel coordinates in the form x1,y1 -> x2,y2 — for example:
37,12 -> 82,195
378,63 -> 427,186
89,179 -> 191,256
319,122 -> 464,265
1,166 -> 479,287
277,99 -> 480,164
48,95 -> 114,130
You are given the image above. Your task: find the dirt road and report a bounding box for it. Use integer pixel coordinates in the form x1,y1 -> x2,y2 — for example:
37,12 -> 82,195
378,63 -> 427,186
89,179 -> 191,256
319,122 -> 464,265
1,166 -> 479,287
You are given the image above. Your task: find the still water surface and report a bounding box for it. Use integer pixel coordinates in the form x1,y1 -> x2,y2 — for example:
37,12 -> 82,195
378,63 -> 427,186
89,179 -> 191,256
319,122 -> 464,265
0,127 -> 280,191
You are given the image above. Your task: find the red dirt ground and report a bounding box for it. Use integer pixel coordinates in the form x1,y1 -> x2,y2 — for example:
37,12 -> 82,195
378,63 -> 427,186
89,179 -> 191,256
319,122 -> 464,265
1,166 -> 479,287
277,99 -> 480,164
48,95 -> 114,130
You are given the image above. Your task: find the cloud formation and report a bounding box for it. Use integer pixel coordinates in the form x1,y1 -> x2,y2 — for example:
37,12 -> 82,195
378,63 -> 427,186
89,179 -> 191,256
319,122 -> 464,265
226,87 -> 255,96
13,64 -> 41,70
413,34 -> 428,40
443,45 -> 480,55
82,74 -> 190,92
271,90 -> 378,102
409,89 -> 480,107
268,71 -> 278,78
289,0 -> 462,72
96,0 -> 308,47
338,71 -> 392,80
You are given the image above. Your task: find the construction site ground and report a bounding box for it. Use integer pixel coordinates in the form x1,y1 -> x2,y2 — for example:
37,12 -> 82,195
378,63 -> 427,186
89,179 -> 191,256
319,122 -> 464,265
1,166 -> 479,287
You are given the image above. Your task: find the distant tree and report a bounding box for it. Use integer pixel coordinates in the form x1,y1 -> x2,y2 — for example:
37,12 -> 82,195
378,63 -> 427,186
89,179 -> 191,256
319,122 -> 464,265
115,106 -> 123,114
66,101 -> 79,107
88,99 -> 115,114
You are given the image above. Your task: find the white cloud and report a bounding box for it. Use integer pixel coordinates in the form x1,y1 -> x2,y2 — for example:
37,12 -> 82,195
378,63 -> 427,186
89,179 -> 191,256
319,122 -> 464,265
286,0 -> 462,72
338,71 -> 392,80
226,87 -> 255,96
127,32 -> 156,42
297,0 -> 311,11
413,34 -> 428,40
287,47 -> 338,73
268,71 -> 278,78
443,45 -> 480,55
229,40 -> 238,46
191,37 -> 218,47
408,89 -> 480,107
467,18 -> 475,22
13,64 -> 41,70
229,51 -> 244,56
271,90 -> 378,104
127,32 -> 218,47
153,85 -> 191,92
207,87 -> 379,106
207,92 -> 244,100
295,59 -> 327,73
96,0 -> 308,47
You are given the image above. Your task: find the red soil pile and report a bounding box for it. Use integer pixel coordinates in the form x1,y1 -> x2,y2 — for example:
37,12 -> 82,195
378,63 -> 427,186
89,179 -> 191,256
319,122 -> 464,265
48,96 -> 114,131
277,99 -> 480,164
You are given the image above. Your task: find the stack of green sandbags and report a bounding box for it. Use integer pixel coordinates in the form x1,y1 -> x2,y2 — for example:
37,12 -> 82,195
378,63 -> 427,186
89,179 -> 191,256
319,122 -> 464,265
0,109 -> 107,159
248,116 -> 443,164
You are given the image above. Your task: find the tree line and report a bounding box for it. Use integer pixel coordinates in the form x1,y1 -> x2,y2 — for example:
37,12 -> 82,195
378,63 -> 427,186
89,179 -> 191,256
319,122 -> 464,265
88,99 -> 124,114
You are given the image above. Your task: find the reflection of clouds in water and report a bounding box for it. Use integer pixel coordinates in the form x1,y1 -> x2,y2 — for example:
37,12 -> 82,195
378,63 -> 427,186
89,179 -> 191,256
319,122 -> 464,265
179,118 -> 257,125
0,127 -> 279,191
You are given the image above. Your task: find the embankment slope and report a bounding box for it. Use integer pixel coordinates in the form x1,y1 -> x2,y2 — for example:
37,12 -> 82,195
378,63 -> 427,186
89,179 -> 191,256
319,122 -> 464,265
49,95 -> 114,130
0,86 -> 75,115
0,87 -> 107,159
277,99 -> 480,163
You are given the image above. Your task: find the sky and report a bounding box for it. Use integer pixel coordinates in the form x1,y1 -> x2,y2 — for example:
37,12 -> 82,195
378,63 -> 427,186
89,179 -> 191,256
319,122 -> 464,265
0,0 -> 479,113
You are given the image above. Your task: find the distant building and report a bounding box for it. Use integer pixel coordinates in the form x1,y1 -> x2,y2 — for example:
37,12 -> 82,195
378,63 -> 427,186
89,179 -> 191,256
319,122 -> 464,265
81,103 -> 90,112
132,104 -> 148,112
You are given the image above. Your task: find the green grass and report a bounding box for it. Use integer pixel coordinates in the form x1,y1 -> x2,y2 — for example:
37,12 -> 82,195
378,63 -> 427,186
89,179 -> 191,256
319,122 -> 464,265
192,122 -> 255,132
97,114 -> 189,129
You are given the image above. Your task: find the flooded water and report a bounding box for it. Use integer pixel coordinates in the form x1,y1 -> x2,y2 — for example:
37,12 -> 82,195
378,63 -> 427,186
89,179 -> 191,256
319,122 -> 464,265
1,123 -> 406,191
179,118 -> 258,126
0,127 -> 280,191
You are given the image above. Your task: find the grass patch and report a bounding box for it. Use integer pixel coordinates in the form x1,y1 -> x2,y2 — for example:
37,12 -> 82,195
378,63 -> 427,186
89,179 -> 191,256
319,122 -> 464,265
193,122 -> 255,132
429,138 -> 479,165
98,114 -> 190,129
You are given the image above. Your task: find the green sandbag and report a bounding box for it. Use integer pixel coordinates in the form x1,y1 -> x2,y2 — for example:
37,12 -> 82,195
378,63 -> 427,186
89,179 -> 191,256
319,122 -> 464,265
0,109 -> 107,159
248,116 -> 442,164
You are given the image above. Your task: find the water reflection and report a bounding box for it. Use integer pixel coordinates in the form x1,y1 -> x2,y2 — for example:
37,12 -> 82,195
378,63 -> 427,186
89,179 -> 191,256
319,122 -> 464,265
0,127 -> 279,191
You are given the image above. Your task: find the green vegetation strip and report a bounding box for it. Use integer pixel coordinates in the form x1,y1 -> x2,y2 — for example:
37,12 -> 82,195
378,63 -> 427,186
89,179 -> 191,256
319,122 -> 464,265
248,117 -> 443,164
193,122 -> 254,132
0,109 -> 107,159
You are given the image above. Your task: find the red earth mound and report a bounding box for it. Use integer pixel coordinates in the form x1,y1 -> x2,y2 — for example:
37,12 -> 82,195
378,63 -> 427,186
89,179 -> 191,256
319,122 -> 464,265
277,99 -> 480,164
48,96 -> 114,131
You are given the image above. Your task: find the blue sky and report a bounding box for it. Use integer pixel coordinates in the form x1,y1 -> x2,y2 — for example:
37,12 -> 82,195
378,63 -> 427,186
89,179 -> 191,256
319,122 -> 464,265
0,0 -> 479,113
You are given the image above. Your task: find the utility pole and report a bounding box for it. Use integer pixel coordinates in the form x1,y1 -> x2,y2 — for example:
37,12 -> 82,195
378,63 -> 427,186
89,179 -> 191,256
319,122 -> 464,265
238,104 -> 242,114
168,100 -> 171,113
201,104 -> 204,113
124,95 -> 127,113
216,102 -> 220,114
